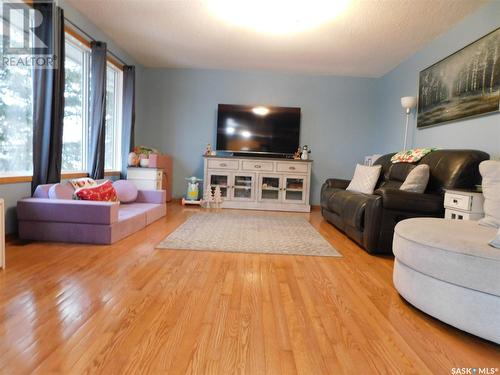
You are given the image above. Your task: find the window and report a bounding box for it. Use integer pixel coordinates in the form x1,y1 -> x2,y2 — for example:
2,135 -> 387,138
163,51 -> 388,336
62,32 -> 123,173
105,64 -> 123,171
0,65 -> 33,175
0,29 -> 123,179
0,13 -> 33,175
63,36 -> 89,172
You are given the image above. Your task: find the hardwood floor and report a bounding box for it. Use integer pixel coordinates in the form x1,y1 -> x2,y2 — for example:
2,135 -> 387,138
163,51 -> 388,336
0,203 -> 498,374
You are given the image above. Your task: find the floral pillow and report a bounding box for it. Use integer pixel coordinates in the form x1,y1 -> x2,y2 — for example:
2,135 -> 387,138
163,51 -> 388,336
391,148 -> 437,164
69,177 -> 97,190
74,180 -> 118,202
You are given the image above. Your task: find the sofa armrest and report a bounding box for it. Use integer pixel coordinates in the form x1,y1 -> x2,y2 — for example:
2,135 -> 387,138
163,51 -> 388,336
374,187 -> 443,214
362,194 -> 383,252
324,178 -> 351,190
17,198 -> 119,225
136,190 -> 166,204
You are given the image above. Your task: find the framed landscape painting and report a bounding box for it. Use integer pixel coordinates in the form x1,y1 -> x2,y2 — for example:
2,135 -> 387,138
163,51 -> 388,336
417,27 -> 500,128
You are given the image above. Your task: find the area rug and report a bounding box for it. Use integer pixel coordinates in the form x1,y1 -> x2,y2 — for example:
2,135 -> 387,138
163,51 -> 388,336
156,211 -> 341,257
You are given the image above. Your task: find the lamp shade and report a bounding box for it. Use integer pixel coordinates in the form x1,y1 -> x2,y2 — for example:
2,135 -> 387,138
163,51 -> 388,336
401,96 -> 417,109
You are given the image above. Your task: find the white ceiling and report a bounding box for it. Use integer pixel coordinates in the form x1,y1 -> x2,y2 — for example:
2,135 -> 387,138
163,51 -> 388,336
66,0 -> 486,77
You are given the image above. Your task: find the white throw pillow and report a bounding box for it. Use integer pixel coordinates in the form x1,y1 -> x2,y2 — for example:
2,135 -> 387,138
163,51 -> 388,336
490,228 -> 500,249
346,164 -> 382,195
400,164 -> 430,193
478,160 -> 500,228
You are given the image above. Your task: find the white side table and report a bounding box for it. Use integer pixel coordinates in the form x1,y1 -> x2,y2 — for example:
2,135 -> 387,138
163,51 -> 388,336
127,167 -> 164,191
444,189 -> 484,221
0,199 -> 4,269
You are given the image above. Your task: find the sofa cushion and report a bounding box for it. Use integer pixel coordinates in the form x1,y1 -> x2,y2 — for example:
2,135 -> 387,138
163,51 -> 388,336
326,190 -> 371,230
113,180 -> 138,203
121,203 -> 166,224
17,198 -> 119,225
479,160 -> 500,228
48,182 -> 74,200
321,186 -> 343,210
327,189 -> 350,214
33,184 -> 53,198
118,205 -> 147,221
342,193 -> 371,230
400,164 -> 430,193
111,211 -> 147,243
75,180 -> 118,202
346,164 -> 381,195
141,203 -> 166,224
394,218 -> 500,296
69,177 -> 97,190
388,163 -> 416,182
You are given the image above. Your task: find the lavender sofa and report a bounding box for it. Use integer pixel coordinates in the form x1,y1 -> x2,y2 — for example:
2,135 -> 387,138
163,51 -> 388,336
17,182 -> 166,244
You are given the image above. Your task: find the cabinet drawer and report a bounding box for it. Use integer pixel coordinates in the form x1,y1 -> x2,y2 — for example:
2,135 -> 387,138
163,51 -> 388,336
276,162 -> 308,173
207,159 -> 239,170
444,193 -> 471,211
242,160 -> 273,172
127,167 -> 162,180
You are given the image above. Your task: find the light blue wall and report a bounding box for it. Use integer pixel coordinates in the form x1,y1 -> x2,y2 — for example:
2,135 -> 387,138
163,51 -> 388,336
3,1 -> 499,233
375,1 -> 500,157
0,0 -> 143,234
136,69 -> 379,205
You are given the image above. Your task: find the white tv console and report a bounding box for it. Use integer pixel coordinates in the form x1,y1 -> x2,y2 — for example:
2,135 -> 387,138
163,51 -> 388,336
203,155 -> 312,212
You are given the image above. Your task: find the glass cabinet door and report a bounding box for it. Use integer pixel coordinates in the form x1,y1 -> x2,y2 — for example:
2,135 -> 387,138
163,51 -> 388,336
283,176 -> 306,204
259,175 -> 281,202
208,172 -> 230,199
232,173 -> 254,201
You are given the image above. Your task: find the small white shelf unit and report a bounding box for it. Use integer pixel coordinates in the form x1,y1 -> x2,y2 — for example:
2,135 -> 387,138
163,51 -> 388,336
444,189 -> 484,221
204,156 -> 312,212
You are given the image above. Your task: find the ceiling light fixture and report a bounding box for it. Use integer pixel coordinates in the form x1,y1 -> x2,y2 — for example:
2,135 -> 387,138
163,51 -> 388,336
252,106 -> 270,116
206,0 -> 350,35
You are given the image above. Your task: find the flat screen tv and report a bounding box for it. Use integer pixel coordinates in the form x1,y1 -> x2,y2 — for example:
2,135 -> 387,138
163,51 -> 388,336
216,104 -> 301,155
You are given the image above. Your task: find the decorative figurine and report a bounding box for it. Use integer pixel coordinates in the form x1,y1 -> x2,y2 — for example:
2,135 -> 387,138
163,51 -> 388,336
204,143 -> 212,156
293,147 -> 301,160
203,185 -> 214,208
213,185 -> 223,208
301,145 -> 311,160
127,151 -> 140,167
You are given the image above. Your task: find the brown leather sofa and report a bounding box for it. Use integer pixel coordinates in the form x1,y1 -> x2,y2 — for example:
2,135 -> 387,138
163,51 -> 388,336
320,149 -> 489,254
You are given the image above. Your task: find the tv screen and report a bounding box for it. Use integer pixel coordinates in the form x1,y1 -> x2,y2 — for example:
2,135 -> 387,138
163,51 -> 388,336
216,104 -> 301,155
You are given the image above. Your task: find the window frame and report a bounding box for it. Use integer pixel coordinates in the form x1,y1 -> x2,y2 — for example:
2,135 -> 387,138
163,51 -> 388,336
0,26 -> 125,184
0,13 -> 34,178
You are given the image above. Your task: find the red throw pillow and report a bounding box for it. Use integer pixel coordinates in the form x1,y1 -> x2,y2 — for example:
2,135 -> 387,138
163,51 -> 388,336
74,180 -> 118,202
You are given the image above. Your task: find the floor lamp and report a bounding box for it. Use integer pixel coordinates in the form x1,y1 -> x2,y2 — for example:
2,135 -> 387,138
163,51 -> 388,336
401,96 -> 417,151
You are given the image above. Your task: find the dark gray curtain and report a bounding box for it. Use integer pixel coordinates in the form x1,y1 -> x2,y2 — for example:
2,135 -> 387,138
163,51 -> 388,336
31,5 -> 65,194
121,65 -> 135,178
88,41 -> 107,179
